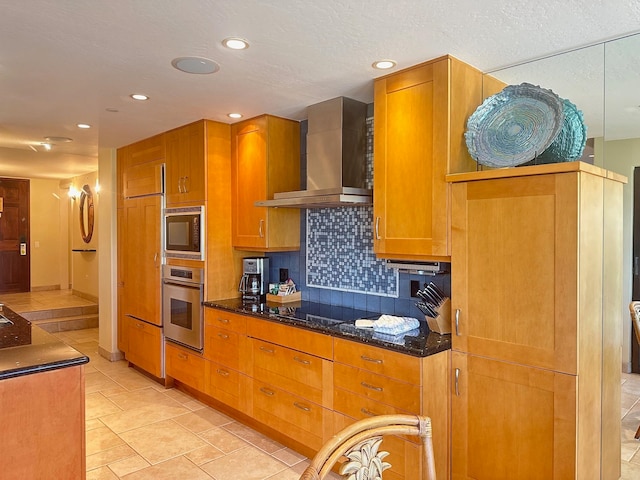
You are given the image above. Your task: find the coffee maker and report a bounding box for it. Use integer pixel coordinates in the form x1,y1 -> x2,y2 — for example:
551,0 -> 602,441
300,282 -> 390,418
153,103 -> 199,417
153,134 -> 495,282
239,257 -> 269,303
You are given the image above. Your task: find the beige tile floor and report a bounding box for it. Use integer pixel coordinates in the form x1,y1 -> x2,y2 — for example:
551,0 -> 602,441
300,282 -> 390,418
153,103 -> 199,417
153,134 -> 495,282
54,328 -> 315,479
5,292 -> 640,479
0,289 -> 96,314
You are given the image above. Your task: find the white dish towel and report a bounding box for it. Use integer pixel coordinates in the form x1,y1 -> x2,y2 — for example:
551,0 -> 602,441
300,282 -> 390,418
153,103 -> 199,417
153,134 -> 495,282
354,315 -> 420,335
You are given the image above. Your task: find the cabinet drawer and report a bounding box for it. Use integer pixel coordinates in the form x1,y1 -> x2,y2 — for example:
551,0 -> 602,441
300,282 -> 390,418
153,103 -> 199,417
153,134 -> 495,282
252,339 -> 329,406
207,361 -> 249,413
248,317 -> 333,360
334,337 -> 421,385
333,363 -> 421,413
205,308 -> 247,335
252,379 -> 329,451
165,342 -> 206,391
204,325 -> 243,370
334,386 -> 411,419
126,317 -> 163,378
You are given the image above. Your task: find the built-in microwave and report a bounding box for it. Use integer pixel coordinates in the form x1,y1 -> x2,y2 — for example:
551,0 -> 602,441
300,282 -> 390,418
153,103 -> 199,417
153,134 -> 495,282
164,206 -> 204,260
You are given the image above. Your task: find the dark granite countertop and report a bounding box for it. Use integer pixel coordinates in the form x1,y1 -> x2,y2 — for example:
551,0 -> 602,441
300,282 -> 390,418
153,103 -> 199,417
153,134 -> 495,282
203,298 -> 451,358
0,306 -> 89,380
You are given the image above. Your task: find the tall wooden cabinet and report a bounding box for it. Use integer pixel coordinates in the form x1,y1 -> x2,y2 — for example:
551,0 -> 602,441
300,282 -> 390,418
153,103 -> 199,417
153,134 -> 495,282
447,162 -> 624,479
231,114 -> 301,251
373,55 -> 483,260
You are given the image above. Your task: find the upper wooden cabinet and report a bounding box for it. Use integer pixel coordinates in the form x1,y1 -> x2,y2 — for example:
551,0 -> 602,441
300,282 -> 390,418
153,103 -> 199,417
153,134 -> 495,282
165,120 -> 206,206
118,133 -> 165,204
231,114 -> 301,251
373,55 -> 482,260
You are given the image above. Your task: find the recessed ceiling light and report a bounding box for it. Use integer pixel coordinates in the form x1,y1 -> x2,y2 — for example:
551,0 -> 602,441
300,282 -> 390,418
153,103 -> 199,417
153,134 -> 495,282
372,59 -> 397,70
228,113 -> 243,119
130,94 -> 149,101
76,123 -> 91,129
222,37 -> 249,50
44,136 -> 73,143
171,56 -> 220,74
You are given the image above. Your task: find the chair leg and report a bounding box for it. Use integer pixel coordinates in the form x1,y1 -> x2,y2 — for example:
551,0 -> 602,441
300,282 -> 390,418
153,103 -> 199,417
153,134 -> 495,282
635,424 -> 640,440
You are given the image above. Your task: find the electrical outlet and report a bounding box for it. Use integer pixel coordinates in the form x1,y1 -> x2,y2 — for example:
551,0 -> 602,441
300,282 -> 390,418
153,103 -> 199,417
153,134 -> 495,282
279,268 -> 289,282
410,280 -> 420,298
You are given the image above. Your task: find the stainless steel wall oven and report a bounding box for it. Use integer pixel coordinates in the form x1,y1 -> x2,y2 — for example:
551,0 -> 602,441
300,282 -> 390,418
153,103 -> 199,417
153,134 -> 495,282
162,264 -> 204,351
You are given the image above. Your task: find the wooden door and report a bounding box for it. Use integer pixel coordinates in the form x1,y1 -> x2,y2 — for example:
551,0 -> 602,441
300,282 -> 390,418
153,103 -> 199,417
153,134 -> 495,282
373,59 -> 451,258
122,195 -> 162,325
0,178 -> 30,293
451,352 -> 578,480
231,117 -> 267,249
165,121 -> 205,206
450,173 -> 580,374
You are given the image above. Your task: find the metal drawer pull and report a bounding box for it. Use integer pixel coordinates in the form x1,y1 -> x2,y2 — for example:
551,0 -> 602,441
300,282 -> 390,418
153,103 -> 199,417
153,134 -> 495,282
216,369 -> 229,377
218,318 -> 230,324
135,323 -> 144,329
177,353 -> 188,360
260,387 -> 275,396
259,219 -> 264,238
217,333 -> 230,340
294,402 -> 311,412
455,368 -> 460,397
375,217 -> 381,240
360,355 -> 383,364
293,356 -> 310,365
360,408 -> 376,417
260,346 -> 275,354
361,382 -> 383,392
455,309 -> 460,336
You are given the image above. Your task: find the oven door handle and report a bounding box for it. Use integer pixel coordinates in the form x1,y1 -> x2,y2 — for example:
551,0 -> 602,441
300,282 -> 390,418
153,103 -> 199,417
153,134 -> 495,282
162,279 -> 203,290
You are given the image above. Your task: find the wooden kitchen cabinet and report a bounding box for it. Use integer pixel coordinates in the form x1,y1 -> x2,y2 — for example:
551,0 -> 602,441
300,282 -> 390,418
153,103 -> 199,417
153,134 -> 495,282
165,341 -> 206,392
165,120 -> 206,206
231,114 -> 301,251
122,195 -> 162,327
448,162 -> 625,479
373,55 -> 482,260
126,316 -> 163,378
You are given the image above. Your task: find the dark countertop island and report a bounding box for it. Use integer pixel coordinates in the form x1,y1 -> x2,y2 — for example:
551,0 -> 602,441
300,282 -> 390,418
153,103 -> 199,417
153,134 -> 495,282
203,298 -> 451,358
0,305 -> 89,380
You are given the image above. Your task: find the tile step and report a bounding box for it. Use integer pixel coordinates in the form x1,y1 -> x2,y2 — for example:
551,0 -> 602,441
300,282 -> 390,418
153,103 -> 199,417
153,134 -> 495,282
19,305 -> 98,321
29,314 -> 99,333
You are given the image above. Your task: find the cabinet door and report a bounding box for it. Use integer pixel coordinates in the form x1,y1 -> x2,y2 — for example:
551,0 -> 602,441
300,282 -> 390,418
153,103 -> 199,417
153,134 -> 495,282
373,59 -> 449,258
451,352 -> 578,480
126,317 -> 163,378
231,117 -> 268,248
166,121 -> 206,205
450,173 -> 579,373
122,196 -> 162,326
165,342 -> 206,391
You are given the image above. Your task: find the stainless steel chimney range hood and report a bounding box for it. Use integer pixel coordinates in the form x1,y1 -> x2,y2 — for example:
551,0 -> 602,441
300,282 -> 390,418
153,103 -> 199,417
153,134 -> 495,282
255,97 -> 371,209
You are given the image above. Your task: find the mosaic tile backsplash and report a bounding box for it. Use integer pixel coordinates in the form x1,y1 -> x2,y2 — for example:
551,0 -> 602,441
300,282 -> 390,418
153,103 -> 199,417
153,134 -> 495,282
306,206 -> 398,296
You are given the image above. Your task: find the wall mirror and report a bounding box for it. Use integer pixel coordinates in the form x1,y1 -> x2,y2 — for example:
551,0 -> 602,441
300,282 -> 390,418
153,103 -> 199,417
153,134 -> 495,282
79,184 -> 94,243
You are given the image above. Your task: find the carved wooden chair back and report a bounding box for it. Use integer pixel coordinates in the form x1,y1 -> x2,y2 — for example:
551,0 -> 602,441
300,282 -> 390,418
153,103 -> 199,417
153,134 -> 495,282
299,414 -> 436,480
630,301 -> 640,439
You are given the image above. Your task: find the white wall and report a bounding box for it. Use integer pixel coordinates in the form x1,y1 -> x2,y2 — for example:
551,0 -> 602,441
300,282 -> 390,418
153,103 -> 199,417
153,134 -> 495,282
29,179 -> 62,289
603,138 -> 640,371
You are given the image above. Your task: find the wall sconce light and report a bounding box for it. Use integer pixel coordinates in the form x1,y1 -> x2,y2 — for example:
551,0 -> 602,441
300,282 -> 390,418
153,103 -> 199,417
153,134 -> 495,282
68,186 -> 80,200
94,180 -> 100,194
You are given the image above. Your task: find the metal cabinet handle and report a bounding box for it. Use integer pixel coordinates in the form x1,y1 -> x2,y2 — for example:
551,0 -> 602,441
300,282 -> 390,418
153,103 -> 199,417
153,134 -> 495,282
360,408 -> 376,417
135,322 -> 144,329
218,318 -> 230,324
361,382 -> 383,392
375,217 -> 381,240
183,176 -> 189,193
177,353 -> 188,360
178,177 -> 183,193
216,369 -> 229,377
293,356 -> 310,365
260,387 -> 275,396
293,402 -> 311,412
217,333 -> 230,340
455,368 -> 460,397
259,219 -> 264,238
260,346 -> 275,354
361,355 -> 383,364
455,309 -> 460,336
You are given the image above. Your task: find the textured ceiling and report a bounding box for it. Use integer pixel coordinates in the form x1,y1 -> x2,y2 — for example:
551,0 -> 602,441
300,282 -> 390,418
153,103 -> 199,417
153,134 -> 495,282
1,0 -> 640,179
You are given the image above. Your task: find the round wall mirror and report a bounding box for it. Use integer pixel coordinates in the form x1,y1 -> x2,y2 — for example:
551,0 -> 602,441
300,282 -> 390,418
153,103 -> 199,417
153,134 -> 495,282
79,184 -> 94,243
